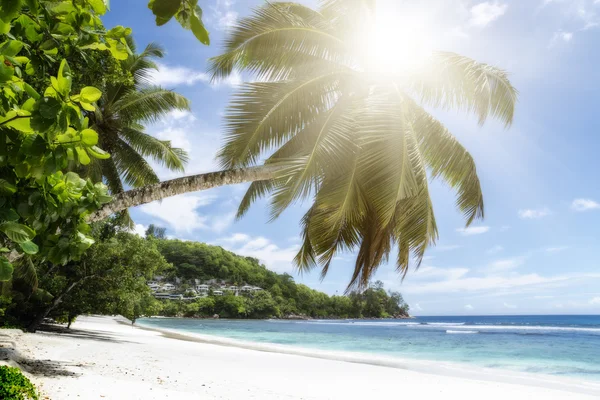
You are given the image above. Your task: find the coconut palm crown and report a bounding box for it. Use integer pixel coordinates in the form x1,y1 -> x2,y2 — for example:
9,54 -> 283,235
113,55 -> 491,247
87,39 -> 190,224
208,0 -> 518,290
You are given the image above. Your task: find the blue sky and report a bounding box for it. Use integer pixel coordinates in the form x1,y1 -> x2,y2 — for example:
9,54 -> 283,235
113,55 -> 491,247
103,0 -> 600,315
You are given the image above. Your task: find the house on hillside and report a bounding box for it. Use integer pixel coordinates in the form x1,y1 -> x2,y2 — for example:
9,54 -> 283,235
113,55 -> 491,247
196,284 -> 209,292
162,283 -> 176,291
213,290 -> 224,296
147,283 -> 161,292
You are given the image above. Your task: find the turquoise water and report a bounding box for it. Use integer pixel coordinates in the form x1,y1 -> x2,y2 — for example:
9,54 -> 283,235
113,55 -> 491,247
138,315 -> 600,380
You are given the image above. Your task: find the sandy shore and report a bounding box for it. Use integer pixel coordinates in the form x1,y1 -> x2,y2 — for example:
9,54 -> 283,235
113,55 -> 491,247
1,315 -> 599,399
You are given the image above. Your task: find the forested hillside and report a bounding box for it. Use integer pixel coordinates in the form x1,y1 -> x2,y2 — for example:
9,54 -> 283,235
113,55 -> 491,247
153,238 -> 410,320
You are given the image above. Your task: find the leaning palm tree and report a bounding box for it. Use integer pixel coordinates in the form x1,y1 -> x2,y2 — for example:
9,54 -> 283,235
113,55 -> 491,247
85,39 -> 190,225
91,0 -> 517,289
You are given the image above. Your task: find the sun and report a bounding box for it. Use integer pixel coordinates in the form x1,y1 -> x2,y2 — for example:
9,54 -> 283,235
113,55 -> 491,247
357,3 -> 435,80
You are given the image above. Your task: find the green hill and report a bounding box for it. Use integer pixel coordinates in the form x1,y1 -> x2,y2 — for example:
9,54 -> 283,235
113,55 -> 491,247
152,239 -> 410,319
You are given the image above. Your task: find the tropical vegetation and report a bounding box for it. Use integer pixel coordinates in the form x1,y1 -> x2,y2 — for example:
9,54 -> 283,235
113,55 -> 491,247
0,0 -> 517,335
154,237 -> 410,319
85,38 -> 190,225
0,365 -> 38,400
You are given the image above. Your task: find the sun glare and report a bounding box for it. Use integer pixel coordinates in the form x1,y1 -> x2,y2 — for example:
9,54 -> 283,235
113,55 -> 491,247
359,3 -> 435,80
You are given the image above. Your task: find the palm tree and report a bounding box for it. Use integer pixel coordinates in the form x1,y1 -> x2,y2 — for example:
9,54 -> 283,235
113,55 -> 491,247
90,1 -> 517,289
85,39 -> 190,225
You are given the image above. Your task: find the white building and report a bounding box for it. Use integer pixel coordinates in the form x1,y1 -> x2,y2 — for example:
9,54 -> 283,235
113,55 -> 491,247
213,290 -> 224,296
162,283 -> 176,291
240,285 -> 254,292
196,284 -> 209,292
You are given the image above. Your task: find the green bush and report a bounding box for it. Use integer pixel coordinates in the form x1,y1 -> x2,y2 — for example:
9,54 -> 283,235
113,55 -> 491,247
0,366 -> 39,400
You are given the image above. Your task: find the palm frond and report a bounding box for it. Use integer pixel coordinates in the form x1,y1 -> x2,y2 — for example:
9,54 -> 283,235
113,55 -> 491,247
219,70 -> 348,168
408,52 -> 518,126
121,127 -> 188,172
113,87 -> 190,124
209,2 -> 348,83
269,96 -> 355,220
408,98 -> 484,225
112,139 -> 161,187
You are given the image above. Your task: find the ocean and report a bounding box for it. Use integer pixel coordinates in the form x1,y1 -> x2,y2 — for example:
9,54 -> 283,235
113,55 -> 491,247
137,315 -> 600,381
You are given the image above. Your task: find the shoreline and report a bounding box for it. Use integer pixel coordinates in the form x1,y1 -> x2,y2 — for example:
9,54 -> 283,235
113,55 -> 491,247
3,315 -> 600,399
133,317 -> 600,397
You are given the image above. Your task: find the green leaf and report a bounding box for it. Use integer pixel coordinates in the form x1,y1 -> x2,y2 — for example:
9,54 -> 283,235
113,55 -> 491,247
24,82 -> 40,99
25,60 -> 34,75
79,42 -> 108,51
0,222 -> 36,243
0,110 -> 33,133
0,257 -> 13,281
0,40 -> 23,57
0,20 -> 10,35
0,208 -> 19,221
106,38 -> 129,60
19,240 -> 38,255
76,146 -> 91,165
57,59 -> 72,95
152,0 -> 181,26
80,86 -> 102,103
87,145 -> 110,160
80,101 -> 95,112
0,0 -> 22,22
89,0 -> 107,14
0,179 -> 17,194
190,12 -> 210,45
0,57 -> 14,82
39,97 -> 61,119
81,128 -> 98,146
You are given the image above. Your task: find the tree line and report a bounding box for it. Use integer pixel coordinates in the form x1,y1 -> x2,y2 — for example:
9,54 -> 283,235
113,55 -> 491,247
0,221 -> 409,330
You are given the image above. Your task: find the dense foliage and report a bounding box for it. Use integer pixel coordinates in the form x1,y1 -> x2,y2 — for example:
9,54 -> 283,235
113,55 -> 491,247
0,365 -> 38,400
1,223 -> 168,331
154,239 -> 410,319
0,0 -> 134,285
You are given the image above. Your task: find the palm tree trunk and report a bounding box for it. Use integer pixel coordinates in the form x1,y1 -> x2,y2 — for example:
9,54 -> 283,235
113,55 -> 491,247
87,165 -> 283,223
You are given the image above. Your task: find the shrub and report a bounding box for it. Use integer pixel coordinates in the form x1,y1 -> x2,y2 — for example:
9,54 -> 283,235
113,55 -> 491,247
0,366 -> 39,400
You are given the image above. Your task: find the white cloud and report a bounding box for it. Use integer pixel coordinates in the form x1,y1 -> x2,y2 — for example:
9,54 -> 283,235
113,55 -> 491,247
149,63 -> 242,88
400,269 -> 600,295
549,30 -> 574,47
590,297 -> 600,305
413,303 -> 423,311
499,225 -> 510,232
456,226 -> 490,236
150,63 -> 210,87
469,2 -> 508,27
487,245 -> 504,254
131,223 -> 147,237
211,0 -> 239,30
518,207 -> 551,219
533,295 -> 554,299
435,245 -> 462,252
545,246 -> 570,253
215,233 -> 300,273
410,266 -> 470,281
503,302 -> 517,309
464,304 -> 474,310
571,198 -> 600,212
219,233 -> 251,244
211,211 -> 236,234
488,257 -> 526,272
138,193 -> 216,233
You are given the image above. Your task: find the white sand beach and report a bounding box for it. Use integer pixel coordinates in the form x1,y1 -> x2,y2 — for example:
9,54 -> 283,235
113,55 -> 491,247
2,315 -> 600,399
